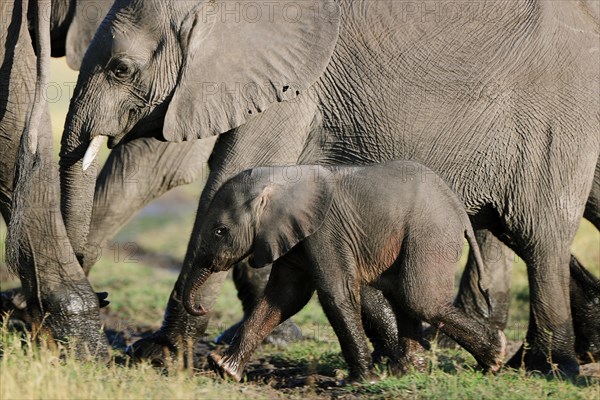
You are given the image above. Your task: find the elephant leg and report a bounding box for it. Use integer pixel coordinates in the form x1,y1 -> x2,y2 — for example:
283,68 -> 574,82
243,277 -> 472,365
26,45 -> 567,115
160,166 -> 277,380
381,291 -> 429,374
208,257 -> 314,382
455,229 -> 513,331
502,213 -> 582,375
398,235 -> 505,373
301,244 -> 375,382
570,256 -> 600,364
317,283 -> 374,382
505,164 -> 599,369
81,137 -> 215,274
215,260 -> 302,345
570,162 -> 600,363
502,252 -> 600,366
429,229 -> 513,348
360,286 -> 402,371
129,99 -> 317,363
427,306 -> 506,373
3,111 -> 108,358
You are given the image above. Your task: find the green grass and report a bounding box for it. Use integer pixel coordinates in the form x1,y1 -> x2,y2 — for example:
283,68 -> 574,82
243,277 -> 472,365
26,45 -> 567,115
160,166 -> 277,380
1,216 -> 598,399
0,59 -> 599,399
2,277 -> 599,400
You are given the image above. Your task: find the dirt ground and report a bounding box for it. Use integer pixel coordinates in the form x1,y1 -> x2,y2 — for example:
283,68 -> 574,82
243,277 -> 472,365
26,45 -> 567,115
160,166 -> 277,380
99,307 -> 599,394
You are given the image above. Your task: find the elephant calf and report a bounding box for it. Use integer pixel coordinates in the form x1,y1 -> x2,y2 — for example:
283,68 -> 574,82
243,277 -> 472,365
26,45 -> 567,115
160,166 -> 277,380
182,161 -> 506,382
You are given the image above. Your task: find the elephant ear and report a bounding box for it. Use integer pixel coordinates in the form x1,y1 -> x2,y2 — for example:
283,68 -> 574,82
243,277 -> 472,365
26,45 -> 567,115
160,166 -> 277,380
250,166 -> 334,267
65,0 -> 112,70
163,0 -> 341,142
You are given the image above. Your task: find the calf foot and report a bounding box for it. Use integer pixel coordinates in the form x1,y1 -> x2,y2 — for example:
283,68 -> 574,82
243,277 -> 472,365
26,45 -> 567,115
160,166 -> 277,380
489,330 -> 507,373
479,330 -> 506,374
208,352 -> 244,382
393,338 -> 429,374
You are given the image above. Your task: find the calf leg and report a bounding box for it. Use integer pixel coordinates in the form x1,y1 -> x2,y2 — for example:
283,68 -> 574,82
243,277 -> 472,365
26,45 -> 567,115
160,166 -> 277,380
399,236 -> 505,372
360,286 -> 401,370
312,253 -> 375,382
318,288 -> 374,382
209,257 -> 314,382
216,260 -> 302,346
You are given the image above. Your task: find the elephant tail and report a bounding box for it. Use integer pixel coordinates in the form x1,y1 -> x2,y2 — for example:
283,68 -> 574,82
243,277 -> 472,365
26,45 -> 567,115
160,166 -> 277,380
464,223 -> 493,319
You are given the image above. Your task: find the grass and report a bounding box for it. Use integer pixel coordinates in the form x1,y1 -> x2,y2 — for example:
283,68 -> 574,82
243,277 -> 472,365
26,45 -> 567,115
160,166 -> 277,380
3,327 -> 595,400
0,59 -> 599,399
1,199 -> 598,399
0,330 -> 280,400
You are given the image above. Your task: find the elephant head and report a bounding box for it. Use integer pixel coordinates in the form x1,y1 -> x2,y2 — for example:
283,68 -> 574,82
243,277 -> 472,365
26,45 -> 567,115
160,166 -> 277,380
59,0 -> 340,258
183,166 -> 334,316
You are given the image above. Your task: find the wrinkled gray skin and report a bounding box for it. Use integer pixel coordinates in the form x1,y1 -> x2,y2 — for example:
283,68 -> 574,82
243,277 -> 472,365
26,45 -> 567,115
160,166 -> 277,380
0,0 -> 108,356
452,161 -> 600,363
3,0 -> 298,350
183,163 -> 506,382
60,0 -> 599,375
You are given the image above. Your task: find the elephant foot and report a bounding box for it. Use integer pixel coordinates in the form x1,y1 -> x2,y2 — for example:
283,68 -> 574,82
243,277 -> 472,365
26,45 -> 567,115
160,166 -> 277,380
345,370 -> 380,386
43,314 -> 110,362
377,338 -> 428,375
215,318 -> 302,346
482,330 -> 506,374
3,287 -> 110,361
207,352 -> 244,382
506,342 -> 580,377
1,289 -> 31,327
41,300 -> 110,361
126,332 -> 181,368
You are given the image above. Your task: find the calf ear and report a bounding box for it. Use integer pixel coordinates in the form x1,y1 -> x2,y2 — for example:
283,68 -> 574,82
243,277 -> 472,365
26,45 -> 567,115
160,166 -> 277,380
65,0 -> 112,70
163,0 -> 341,142
250,166 -> 334,267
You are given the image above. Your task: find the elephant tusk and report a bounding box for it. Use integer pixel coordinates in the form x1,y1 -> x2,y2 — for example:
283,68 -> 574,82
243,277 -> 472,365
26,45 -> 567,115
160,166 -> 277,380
82,135 -> 107,171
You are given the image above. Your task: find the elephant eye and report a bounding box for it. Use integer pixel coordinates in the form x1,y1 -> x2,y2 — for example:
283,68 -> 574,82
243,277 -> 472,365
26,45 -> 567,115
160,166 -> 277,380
112,60 -> 134,79
214,227 -> 229,238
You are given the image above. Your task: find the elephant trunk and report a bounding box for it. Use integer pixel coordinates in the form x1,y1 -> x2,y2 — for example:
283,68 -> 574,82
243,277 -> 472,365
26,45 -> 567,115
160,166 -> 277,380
59,110 -> 103,259
183,267 -> 212,316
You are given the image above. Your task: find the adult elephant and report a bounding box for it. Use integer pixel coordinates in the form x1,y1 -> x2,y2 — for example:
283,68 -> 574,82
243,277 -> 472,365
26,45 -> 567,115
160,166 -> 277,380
60,0 -> 599,375
0,0 -> 112,356
3,0 -> 295,348
0,0 -> 220,351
